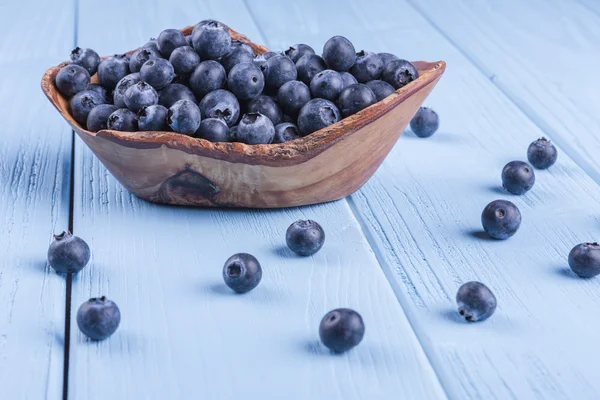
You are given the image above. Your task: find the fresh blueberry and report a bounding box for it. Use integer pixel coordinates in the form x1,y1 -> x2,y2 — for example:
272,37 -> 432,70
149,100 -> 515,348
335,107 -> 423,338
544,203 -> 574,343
410,107 -> 439,138
55,64 -> 90,97
191,19 -> 222,36
107,108 -> 138,132
168,46 -> 201,77
97,54 -> 130,89
382,59 -> 419,89
295,54 -> 326,86
196,118 -> 230,142
168,99 -> 201,135
263,55 -> 298,93
156,28 -> 187,58
189,60 -> 227,99
568,242 -> 600,278
192,21 -> 231,60
86,84 -> 110,102
310,69 -> 344,101
286,220 -> 325,256
235,112 -> 275,144
297,98 -> 341,136
263,51 -> 282,60
198,89 -> 240,127
337,83 -> 377,117
285,44 -> 315,63
339,71 -> 358,89
366,80 -> 396,101
319,308 -> 364,353
230,40 -> 254,55
222,253 -> 262,294
124,81 -> 159,112
140,58 -> 175,90
70,47 -> 100,75
129,47 -> 161,73
228,125 -> 238,141
70,90 -> 106,126
76,296 -> 121,340
273,122 -> 300,144
137,105 -> 168,131
158,83 -> 196,108
142,38 -> 159,51
481,199 -> 521,240
87,104 -> 118,132
185,35 -> 193,46
253,53 -> 268,71
378,52 -> 399,68
113,73 -> 141,108
277,80 -> 311,118
502,161 -> 535,195
247,95 -> 282,126
322,36 -> 356,72
47,231 -> 90,274
456,282 -> 497,322
228,62 -> 265,101
349,51 -> 384,83
527,137 -> 558,169
221,48 -> 254,73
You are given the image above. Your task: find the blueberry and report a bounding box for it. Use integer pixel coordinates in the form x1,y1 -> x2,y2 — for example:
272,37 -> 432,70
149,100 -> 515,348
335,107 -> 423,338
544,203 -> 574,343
247,95 -> 283,126
322,36 -> 356,72
277,80 -> 311,118
228,62 -> 265,101
297,98 -> 341,136
86,84 -> 110,102
568,242 -> 600,278
235,112 -> 275,144
263,55 -> 298,93
191,19 -> 222,36
228,125 -> 238,141
137,105 -> 168,131
70,47 -> 100,75
124,81 -> 159,112
142,38 -> 159,51
47,231 -> 91,274
168,45 -> 201,77
339,72 -> 358,90
263,51 -> 282,60
310,70 -> 344,102
70,90 -> 106,126
349,51 -> 384,83
527,137 -> 558,169
87,104 -> 118,132
97,54 -> 130,89
107,108 -> 138,132
230,40 -> 254,55
337,83 -> 377,117
55,64 -> 90,97
295,54 -> 326,86
319,308 -> 364,353
141,59 -> 175,89
189,60 -> 227,99
366,80 -> 396,101
185,35 -> 193,46
222,253 -> 262,294
113,73 -> 141,108
378,52 -> 399,68
196,118 -> 230,142
253,53 -> 268,71
285,44 -> 315,63
198,89 -> 240,127
129,47 -> 161,73
157,28 -> 187,58
382,59 -> 419,89
192,21 -> 231,60
456,282 -> 497,322
481,199 -> 521,240
221,48 -> 254,73
410,106 -> 439,138
501,161 -> 535,195
76,296 -> 121,340
167,99 -> 201,135
158,83 -> 196,108
286,220 -> 325,256
273,123 -> 300,144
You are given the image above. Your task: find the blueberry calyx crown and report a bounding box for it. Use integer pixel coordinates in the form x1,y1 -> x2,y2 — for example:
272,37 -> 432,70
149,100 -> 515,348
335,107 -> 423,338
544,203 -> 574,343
70,47 -> 82,58
585,242 -> 600,247
89,295 -> 107,303
226,262 -> 243,277
243,112 -> 260,123
53,231 -> 71,241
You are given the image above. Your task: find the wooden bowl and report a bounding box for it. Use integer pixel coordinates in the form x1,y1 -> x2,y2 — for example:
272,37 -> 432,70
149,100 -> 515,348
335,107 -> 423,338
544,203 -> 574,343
41,25 -> 446,208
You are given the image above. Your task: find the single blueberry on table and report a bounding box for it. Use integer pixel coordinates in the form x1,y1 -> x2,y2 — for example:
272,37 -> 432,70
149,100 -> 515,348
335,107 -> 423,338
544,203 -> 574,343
70,47 -> 100,75
129,47 -> 161,73
349,51 -> 384,83
192,21 -> 232,60
158,83 -> 197,108
97,54 -> 130,89
124,81 -> 159,113
137,105 -> 168,131
223,253 -> 262,294
319,308 -> 365,353
70,90 -> 106,126
568,242 -> 600,278
247,95 -> 283,126
527,137 -> 558,169
196,118 -> 230,142
55,64 -> 90,97
107,108 -> 138,132
366,80 -> 396,101
295,54 -> 326,86
322,36 -> 357,72
381,59 -> 419,89
337,83 -> 377,118
277,80 -> 311,118
297,98 -> 341,136
140,58 -> 175,90
198,89 -> 240,127
235,112 -> 275,144
157,28 -> 188,58
230,40 -> 254,55
378,52 -> 399,68
502,161 -> 535,195
481,199 -> 521,240
189,60 -> 227,99
228,62 -> 265,101
286,220 -> 325,256
87,104 -> 118,132
86,84 -> 110,102
310,69 -> 344,102
168,99 -> 202,135
456,282 -> 497,322
285,44 -> 315,63
274,122 -> 300,144
339,71 -> 358,89
169,46 -> 201,77
263,55 -> 298,93
77,296 -> 121,341
113,73 -> 141,108
47,231 -> 91,274
221,47 -> 254,73
410,107 -> 439,138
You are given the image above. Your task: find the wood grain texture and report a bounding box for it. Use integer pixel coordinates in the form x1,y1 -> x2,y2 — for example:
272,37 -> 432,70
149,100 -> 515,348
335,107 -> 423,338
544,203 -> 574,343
0,1 -> 74,398
245,0 -> 600,398
69,1 -> 446,399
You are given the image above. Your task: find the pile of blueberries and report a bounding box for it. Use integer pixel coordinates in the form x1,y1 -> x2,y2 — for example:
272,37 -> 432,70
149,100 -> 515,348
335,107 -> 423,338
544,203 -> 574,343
55,19 -> 422,145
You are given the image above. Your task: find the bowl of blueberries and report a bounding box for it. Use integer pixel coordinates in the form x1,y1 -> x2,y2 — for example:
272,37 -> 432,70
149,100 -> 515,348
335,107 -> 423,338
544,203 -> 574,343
41,19 -> 445,208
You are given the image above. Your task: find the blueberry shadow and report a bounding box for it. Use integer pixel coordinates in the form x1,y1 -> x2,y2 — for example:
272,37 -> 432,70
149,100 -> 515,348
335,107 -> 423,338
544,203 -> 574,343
300,339 -> 336,357
24,258 -> 51,275
440,309 -> 466,324
402,130 -> 458,142
552,266 -> 579,280
205,282 -> 232,296
467,229 -> 496,242
272,245 -> 296,258
54,332 -> 64,348
486,185 -> 507,195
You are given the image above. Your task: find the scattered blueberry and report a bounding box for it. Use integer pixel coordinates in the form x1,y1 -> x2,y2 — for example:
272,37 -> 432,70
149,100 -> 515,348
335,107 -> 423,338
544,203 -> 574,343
140,58 -> 175,90
381,59 -> 419,89
189,60 -> 227,99
113,73 -> 141,108
196,117 -> 230,142
124,81 -> 159,113
297,98 -> 341,136
349,51 -> 384,83
285,44 -> 315,63
481,199 -> 521,240
55,64 -> 90,97
264,55 -> 298,93
107,108 -> 138,132
456,282 -> 497,322
47,231 -> 91,274
527,137 -> 558,169
70,90 -> 106,126
235,112 -> 275,144
365,80 -> 396,101
377,52 -> 399,68
286,220 -> 325,256
228,62 -> 265,101
337,83 -> 377,117
339,71 -> 358,89
157,28 -> 187,58
97,54 -> 130,89
247,95 -> 283,126
502,161 -> 535,195
192,21 -> 231,60
277,80 -> 311,118
168,99 -> 201,135
76,296 -> 121,340
198,89 -> 240,127
87,104 -> 118,132
310,70 -> 344,102
319,308 -> 364,353
295,54 -> 326,86
169,46 -> 201,77
322,36 -> 356,72
86,84 -> 110,102
221,47 -> 254,73
273,122 -> 300,143
410,106 -> 439,138
137,105 -> 168,131
129,47 -> 161,73
70,47 -> 100,75
568,242 -> 600,278
222,253 -> 262,294
158,83 -> 197,108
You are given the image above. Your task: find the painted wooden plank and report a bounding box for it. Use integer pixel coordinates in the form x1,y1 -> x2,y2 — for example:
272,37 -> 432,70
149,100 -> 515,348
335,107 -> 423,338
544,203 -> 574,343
69,1 -> 446,399
575,0 -> 600,18
0,1 -> 74,398
245,0 -> 600,398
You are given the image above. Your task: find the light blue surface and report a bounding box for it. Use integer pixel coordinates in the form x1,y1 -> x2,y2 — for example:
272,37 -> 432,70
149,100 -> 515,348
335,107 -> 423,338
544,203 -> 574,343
1,0 -> 599,398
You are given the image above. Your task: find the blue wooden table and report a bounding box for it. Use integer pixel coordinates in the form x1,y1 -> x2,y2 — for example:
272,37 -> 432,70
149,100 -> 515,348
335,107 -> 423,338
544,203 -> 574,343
3,0 -> 600,398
